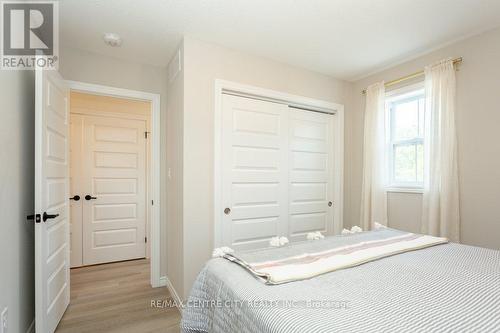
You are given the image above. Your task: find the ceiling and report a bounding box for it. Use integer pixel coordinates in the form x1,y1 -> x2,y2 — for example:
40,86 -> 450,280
60,0 -> 500,81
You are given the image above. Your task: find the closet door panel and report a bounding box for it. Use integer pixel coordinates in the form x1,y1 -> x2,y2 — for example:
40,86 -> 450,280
220,94 -> 336,250
288,109 -> 334,241
221,95 -> 289,251
290,213 -> 327,235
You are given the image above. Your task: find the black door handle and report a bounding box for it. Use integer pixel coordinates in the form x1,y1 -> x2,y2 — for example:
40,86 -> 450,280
42,212 -> 59,222
85,195 -> 97,200
70,195 -> 80,201
27,214 -> 41,223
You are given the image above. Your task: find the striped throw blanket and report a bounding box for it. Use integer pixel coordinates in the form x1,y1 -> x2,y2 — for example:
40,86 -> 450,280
223,231 -> 448,284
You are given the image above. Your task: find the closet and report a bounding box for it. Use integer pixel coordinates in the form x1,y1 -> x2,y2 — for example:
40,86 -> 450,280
221,93 -> 335,251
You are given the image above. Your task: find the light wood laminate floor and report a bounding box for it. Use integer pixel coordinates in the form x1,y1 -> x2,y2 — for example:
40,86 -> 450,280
55,259 -> 181,333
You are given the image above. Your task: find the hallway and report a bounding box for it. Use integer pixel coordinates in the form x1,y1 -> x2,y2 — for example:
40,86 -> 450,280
55,259 -> 181,333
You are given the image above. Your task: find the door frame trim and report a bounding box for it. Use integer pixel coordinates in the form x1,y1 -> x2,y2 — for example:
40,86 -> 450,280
213,79 -> 344,248
66,80 -> 163,288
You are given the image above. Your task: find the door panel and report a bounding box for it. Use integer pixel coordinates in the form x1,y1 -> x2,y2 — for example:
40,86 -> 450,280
222,95 -> 289,250
82,116 -> 147,265
35,69 -> 70,333
93,178 -> 138,194
288,109 -> 334,241
69,115 -> 83,267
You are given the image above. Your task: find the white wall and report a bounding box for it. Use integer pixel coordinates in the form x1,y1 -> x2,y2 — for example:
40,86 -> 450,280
176,37 -> 351,298
166,45 -> 185,296
0,70 -> 35,333
59,46 -> 169,276
346,27 -> 500,250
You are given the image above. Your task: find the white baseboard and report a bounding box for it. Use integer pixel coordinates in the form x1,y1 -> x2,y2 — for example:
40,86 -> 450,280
162,275 -> 183,311
158,276 -> 167,287
26,319 -> 35,333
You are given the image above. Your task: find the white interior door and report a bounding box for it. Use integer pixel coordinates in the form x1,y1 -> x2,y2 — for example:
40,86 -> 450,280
221,94 -> 289,251
69,114 -> 83,267
288,109 -> 334,241
81,115 -> 147,265
35,68 -> 70,333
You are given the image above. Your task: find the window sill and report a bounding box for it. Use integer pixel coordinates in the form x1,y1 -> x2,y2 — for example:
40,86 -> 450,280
385,187 -> 424,194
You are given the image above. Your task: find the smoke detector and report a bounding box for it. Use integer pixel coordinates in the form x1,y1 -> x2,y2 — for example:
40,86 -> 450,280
103,33 -> 122,47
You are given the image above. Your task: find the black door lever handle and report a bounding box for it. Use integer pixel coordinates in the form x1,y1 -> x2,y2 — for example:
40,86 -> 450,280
27,214 -> 41,223
42,212 -> 59,222
70,195 -> 80,201
85,195 -> 97,200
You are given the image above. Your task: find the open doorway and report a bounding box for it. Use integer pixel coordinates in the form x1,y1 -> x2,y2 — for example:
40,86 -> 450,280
34,71 -> 163,333
69,91 -> 151,267
59,85 -> 173,331
66,81 -> 162,287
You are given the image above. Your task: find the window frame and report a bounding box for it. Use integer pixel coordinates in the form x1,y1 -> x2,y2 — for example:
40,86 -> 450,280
385,83 -> 426,192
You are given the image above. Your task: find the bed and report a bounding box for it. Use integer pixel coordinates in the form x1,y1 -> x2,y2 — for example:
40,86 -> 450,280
181,228 -> 500,333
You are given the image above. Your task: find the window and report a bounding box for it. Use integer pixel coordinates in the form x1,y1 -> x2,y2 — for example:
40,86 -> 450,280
386,86 -> 425,189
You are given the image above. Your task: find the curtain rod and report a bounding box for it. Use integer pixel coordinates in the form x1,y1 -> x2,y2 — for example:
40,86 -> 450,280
361,57 -> 462,94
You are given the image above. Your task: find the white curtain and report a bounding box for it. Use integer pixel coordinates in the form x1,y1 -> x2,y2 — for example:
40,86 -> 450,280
360,81 -> 387,230
422,59 -> 460,241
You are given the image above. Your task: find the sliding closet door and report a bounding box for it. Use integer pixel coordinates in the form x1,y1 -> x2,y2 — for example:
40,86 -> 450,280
221,94 -> 289,251
288,109 -> 335,241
